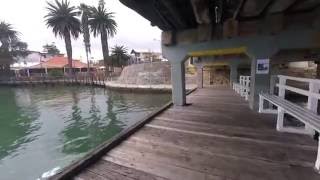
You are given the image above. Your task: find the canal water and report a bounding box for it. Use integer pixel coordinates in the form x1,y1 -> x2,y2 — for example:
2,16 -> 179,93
0,86 -> 171,180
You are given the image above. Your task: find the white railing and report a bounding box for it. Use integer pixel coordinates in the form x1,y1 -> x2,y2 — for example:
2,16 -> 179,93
233,76 -> 250,100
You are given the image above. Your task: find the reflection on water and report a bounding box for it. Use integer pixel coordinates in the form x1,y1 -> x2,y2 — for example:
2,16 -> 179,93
0,86 -> 170,180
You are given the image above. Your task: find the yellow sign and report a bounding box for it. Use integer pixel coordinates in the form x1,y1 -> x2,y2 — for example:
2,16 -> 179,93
188,46 -> 247,57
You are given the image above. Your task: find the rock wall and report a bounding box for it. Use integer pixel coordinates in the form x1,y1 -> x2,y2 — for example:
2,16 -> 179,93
203,66 -> 230,85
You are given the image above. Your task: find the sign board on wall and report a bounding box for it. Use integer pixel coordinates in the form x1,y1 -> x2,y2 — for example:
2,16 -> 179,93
256,59 -> 270,74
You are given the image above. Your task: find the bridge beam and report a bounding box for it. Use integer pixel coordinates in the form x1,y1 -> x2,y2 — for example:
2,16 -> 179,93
163,29 -> 320,108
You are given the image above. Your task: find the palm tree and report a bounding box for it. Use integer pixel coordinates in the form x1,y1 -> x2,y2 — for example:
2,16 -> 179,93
111,45 -> 129,68
88,2 -> 117,76
0,21 -> 18,50
0,22 -> 29,75
79,3 -> 91,73
0,21 -> 18,73
45,0 -> 81,75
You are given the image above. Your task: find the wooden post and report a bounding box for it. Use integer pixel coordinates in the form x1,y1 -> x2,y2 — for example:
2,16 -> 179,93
306,82 -> 319,135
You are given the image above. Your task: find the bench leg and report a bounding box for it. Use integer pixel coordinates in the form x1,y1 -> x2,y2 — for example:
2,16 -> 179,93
315,140 -> 320,173
305,125 -> 315,136
277,107 -> 285,131
259,95 -> 264,113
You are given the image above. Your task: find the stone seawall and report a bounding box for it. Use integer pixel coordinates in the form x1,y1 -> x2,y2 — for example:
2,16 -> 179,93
117,62 -> 197,85
117,62 -> 172,85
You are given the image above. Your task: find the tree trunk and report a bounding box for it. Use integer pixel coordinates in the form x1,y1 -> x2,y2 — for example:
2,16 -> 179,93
100,29 -> 109,77
64,31 -> 73,75
86,49 -> 90,73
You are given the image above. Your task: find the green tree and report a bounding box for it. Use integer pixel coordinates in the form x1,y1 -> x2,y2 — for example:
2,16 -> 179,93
0,21 -> 28,75
79,3 -> 91,73
88,2 -> 117,75
42,42 -> 60,55
45,0 -> 81,75
111,45 -> 129,68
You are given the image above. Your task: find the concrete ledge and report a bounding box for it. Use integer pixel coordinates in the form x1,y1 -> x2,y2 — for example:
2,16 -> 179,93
0,80 -> 197,93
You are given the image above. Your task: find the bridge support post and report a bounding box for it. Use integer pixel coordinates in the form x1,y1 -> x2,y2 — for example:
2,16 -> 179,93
229,61 -> 239,86
248,48 -> 276,110
196,64 -> 204,88
171,61 -> 186,106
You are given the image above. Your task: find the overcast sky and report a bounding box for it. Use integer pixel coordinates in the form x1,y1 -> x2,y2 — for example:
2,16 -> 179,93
0,0 -> 162,61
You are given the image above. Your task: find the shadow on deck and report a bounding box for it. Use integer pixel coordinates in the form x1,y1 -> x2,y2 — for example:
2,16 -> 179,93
74,87 -> 319,180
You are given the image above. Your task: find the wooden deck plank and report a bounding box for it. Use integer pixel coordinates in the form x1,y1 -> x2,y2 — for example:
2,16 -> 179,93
150,117 -> 316,147
72,87 -> 319,180
85,160 -> 166,180
75,170 -> 110,180
103,154 -> 209,180
106,139 -> 286,179
126,125 -> 316,166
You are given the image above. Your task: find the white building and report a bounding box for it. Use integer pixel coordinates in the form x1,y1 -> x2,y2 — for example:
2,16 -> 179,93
129,49 -> 164,64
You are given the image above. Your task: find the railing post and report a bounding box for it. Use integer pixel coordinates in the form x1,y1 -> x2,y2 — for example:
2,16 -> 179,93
306,82 -> 319,135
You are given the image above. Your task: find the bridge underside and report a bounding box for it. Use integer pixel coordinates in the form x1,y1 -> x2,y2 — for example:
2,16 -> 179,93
75,87 -> 319,180
120,0 -> 320,110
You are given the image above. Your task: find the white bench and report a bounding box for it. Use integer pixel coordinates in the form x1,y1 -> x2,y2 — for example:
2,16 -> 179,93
259,75 -> 320,171
233,76 -> 250,100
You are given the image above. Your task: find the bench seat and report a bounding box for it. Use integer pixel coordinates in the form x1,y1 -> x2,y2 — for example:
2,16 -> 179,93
260,93 -> 320,132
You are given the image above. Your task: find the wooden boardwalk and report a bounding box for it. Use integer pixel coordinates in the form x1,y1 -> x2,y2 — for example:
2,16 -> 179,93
73,87 -> 319,180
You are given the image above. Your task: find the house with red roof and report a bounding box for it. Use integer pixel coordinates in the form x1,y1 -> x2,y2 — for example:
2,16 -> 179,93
24,56 -> 93,76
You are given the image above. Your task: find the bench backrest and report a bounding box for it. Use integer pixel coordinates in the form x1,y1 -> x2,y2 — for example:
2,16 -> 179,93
275,75 -> 320,114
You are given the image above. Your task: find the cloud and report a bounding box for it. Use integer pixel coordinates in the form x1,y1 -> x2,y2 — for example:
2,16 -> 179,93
0,0 -> 161,62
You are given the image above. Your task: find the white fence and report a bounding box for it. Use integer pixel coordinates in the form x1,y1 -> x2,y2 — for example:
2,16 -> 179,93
232,76 -> 250,100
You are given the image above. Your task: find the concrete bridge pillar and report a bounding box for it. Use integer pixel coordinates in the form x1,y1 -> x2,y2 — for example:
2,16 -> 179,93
171,61 -> 186,106
229,61 -> 239,86
248,49 -> 276,110
196,64 -> 204,88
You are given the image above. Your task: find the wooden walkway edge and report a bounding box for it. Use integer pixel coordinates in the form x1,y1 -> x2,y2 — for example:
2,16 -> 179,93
49,88 -> 197,180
